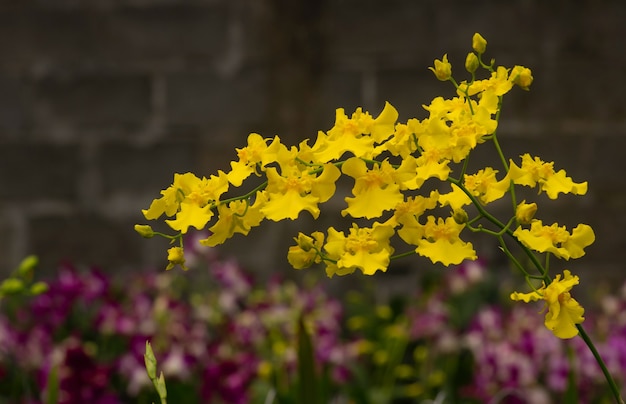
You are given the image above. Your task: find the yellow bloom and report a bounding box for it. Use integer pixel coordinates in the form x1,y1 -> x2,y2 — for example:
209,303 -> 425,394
166,247 -> 187,271
401,151 -> 451,190
383,121 -> 419,158
507,154 -> 587,199
312,109 -> 372,162
429,54 -> 452,81
165,201 -> 213,233
323,224 -> 395,276
142,172 -> 204,220
462,167 -> 510,204
384,191 -> 439,229
287,232 -> 324,269
510,270 -> 584,339
438,183 -> 471,211
261,163 -> 341,221
152,171 -> 229,233
341,158 -> 404,219
200,196 -> 265,247
227,133 -> 269,186
457,66 -> 513,98
513,220 -> 595,259
390,191 -> 440,245
414,216 -> 477,266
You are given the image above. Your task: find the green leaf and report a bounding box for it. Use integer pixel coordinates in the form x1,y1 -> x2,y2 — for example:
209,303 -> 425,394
17,255 -> 38,277
30,281 -> 49,295
156,372 -> 168,402
45,364 -> 59,404
144,341 -> 158,380
0,278 -> 24,295
297,315 -> 319,404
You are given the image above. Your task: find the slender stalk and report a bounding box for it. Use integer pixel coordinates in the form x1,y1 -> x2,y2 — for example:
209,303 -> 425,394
449,179 -> 623,403
576,324 -> 624,403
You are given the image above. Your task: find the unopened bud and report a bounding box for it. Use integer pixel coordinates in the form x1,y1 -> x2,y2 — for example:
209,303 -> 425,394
295,233 -> 315,252
453,209 -> 469,225
134,224 -> 155,238
144,341 -> 157,379
511,65 -> 533,90
166,247 -> 187,271
429,54 -> 452,81
472,33 -> 487,54
465,52 -> 479,73
515,200 -> 537,224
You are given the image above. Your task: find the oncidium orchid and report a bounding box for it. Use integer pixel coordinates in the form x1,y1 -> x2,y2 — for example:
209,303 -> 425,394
136,33 -> 622,402
511,270 -> 584,339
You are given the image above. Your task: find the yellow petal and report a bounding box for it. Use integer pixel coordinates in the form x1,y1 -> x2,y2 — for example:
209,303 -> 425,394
165,201 -> 213,234
415,239 -> 476,266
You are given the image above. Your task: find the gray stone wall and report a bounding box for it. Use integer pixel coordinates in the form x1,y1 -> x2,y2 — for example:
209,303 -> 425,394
1,1 -> 625,289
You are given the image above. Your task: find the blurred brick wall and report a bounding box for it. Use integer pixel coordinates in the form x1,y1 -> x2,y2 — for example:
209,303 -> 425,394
0,0 -> 624,288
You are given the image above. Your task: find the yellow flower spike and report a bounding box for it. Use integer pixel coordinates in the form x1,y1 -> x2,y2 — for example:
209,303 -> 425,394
513,220 -> 595,260
472,33 -> 487,54
515,200 -> 538,224
287,231 -> 325,269
166,246 -> 187,271
429,54 -> 452,81
511,270 -> 584,339
341,157 -> 404,219
324,224 -> 395,276
414,216 -> 477,266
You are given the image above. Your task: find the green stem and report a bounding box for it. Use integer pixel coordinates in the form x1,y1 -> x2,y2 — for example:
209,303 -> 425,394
447,178 -> 545,277
450,179 -> 623,403
576,324 -> 624,404
390,250 -> 417,261
218,180 -> 268,206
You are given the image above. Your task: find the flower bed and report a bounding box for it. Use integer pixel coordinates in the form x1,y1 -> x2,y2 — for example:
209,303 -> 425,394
1,252 -> 624,403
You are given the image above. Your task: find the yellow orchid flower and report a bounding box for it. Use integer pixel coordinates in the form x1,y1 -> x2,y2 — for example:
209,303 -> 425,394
511,270 -> 584,339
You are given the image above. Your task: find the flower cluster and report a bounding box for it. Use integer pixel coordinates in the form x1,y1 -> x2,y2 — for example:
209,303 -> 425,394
137,33 -> 595,343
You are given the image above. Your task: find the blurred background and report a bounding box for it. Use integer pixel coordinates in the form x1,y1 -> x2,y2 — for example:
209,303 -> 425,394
0,0 -> 624,290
